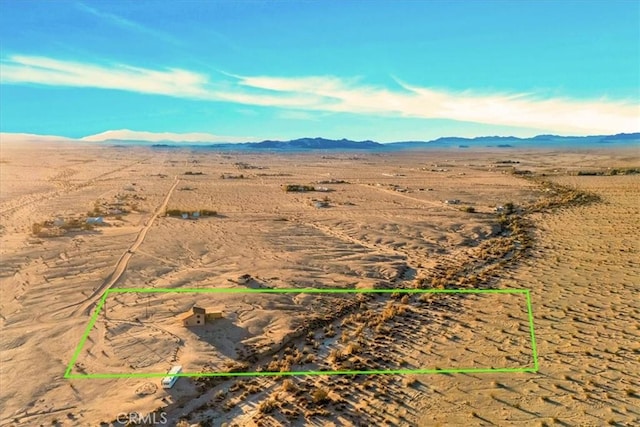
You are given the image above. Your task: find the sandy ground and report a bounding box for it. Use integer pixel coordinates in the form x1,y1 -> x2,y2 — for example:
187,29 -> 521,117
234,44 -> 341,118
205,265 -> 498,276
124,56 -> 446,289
411,174 -> 640,426
0,140 -> 638,426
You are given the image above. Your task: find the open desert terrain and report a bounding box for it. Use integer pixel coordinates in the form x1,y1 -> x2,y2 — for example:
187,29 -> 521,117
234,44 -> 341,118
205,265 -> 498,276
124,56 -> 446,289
0,141 -> 638,426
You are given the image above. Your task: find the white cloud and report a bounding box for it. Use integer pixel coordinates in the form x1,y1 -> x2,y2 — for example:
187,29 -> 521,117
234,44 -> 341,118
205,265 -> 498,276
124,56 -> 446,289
81,129 -> 251,143
235,75 -> 639,134
0,55 -> 210,98
1,55 -> 638,135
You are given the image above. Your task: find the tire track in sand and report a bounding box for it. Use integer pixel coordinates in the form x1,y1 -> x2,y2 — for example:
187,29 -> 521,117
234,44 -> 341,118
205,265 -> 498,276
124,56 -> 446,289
63,176 -> 180,318
0,159 -> 148,217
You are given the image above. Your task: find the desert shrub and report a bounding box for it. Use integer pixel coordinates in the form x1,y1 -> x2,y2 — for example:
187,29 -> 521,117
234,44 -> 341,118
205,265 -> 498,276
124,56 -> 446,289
284,184 -> 316,192
344,342 -> 361,355
282,379 -> 298,393
229,381 -> 244,392
504,202 -> 515,214
328,349 -> 342,364
381,303 -> 397,321
418,293 -> 433,303
375,323 -> 390,334
324,325 -> 336,337
285,349 -> 303,365
353,323 -> 366,337
266,359 -> 282,372
32,222 -> 43,235
258,398 -> 278,413
381,301 -> 406,321
279,361 -> 292,372
402,376 -> 417,387
311,388 -> 329,404
462,206 -> 476,213
246,384 -> 260,394
340,332 -> 351,343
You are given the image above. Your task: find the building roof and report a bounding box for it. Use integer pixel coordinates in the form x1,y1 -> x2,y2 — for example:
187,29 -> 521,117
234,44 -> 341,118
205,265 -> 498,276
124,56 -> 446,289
179,306 -> 206,321
179,311 -> 196,321
179,306 -> 222,322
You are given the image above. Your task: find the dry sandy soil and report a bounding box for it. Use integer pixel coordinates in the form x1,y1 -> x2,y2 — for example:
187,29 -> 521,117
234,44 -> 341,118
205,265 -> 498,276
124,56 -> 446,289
0,140 -> 638,426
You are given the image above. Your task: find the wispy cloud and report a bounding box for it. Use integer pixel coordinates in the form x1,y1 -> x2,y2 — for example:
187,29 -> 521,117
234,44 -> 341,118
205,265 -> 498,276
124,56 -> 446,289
1,55 -> 638,135
0,55 -> 209,98
234,75 -> 639,134
75,2 -> 181,45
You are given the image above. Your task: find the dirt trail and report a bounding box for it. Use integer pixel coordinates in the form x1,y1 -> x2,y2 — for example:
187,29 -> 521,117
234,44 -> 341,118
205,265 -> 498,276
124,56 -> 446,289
68,176 -> 180,317
31,175 -> 179,324
357,182 -> 450,209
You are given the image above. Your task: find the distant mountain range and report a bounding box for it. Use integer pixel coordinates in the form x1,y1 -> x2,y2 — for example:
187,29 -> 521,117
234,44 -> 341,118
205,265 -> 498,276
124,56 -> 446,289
4,132 -> 639,150
251,137 -> 380,149
150,132 -> 639,150
386,132 -> 640,150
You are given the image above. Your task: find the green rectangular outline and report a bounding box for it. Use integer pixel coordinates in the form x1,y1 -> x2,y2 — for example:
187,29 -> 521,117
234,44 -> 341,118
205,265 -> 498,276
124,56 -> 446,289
64,288 -> 539,379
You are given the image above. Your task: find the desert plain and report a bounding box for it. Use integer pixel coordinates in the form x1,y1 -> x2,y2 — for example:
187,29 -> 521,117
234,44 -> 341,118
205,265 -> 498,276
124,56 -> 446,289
0,140 -> 638,427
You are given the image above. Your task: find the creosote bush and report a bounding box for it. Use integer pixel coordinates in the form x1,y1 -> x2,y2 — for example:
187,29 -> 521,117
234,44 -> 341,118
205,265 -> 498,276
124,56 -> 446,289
258,398 -> 278,413
282,379 -> 298,393
311,388 -> 329,404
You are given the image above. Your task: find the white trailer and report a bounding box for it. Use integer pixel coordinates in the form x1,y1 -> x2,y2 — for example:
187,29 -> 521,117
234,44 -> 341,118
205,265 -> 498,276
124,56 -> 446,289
161,365 -> 182,389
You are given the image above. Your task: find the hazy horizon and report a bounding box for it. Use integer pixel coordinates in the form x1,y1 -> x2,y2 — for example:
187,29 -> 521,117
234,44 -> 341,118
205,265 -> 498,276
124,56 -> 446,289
2,129 -> 639,147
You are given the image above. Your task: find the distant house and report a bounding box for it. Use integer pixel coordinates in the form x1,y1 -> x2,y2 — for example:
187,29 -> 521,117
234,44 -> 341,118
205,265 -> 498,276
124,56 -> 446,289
237,274 -> 252,284
191,211 -> 200,218
86,216 -> 104,225
181,213 -> 189,219
444,199 -> 461,205
181,307 -> 206,326
180,306 -> 222,327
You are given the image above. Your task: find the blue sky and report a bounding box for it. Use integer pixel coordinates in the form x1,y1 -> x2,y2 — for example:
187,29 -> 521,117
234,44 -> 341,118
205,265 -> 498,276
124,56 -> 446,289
1,0 -> 638,142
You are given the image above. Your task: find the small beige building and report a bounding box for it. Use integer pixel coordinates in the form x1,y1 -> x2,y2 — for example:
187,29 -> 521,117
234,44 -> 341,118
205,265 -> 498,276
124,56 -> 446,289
180,306 -> 223,327
205,310 -> 223,321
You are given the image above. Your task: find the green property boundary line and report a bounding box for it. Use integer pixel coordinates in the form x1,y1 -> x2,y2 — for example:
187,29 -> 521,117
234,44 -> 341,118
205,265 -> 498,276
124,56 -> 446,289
64,288 -> 539,379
